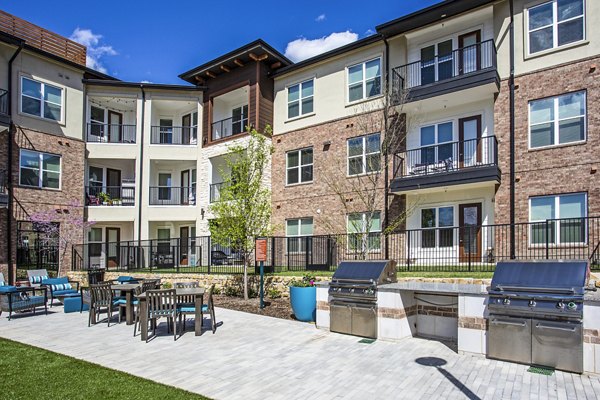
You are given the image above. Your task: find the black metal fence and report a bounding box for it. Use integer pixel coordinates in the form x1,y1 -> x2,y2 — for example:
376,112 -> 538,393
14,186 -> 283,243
72,217 -> 600,274
150,126 -> 197,145
86,123 -> 136,143
211,116 -> 246,142
209,182 -> 225,203
86,185 -> 135,206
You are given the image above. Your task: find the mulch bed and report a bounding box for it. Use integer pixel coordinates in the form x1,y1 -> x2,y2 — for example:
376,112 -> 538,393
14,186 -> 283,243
213,295 -> 295,320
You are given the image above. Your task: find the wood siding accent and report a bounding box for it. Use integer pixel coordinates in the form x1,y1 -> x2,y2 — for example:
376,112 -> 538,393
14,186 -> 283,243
0,10 -> 86,66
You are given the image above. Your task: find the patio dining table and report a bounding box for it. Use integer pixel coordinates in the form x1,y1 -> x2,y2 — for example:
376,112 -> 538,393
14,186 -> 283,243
137,287 -> 205,340
110,283 -> 140,325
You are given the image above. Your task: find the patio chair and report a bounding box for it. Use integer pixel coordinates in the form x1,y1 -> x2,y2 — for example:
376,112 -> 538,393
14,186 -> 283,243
146,289 -> 180,342
86,192 -> 100,206
27,269 -> 49,287
42,277 -> 80,307
89,282 -> 118,327
116,285 -> 141,324
0,285 -> 47,320
178,284 -> 217,334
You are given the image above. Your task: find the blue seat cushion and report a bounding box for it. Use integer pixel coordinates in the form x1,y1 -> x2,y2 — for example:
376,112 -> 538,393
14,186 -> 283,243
64,297 -> 87,313
0,286 -> 17,293
42,277 -> 73,292
114,299 -> 139,305
52,289 -> 79,296
116,276 -> 136,283
9,296 -> 45,309
178,305 -> 208,313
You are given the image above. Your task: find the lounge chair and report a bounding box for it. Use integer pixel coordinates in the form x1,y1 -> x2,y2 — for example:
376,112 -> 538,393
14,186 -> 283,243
27,269 -> 49,287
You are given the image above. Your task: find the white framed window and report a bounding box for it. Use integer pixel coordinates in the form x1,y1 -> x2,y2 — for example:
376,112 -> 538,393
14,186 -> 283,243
421,206 -> 455,248
231,105 -> 249,135
419,122 -> 454,166
288,79 -> 314,119
286,218 -> 314,253
529,192 -> 587,245
347,58 -> 381,103
347,133 -> 381,176
347,211 -> 381,252
529,91 -> 586,148
20,77 -> 63,122
286,148 -> 313,185
19,149 -> 61,189
88,227 -> 103,258
526,0 -> 585,55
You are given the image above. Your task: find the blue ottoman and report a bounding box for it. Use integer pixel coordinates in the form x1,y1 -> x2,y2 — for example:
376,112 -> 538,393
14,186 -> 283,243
63,296 -> 87,313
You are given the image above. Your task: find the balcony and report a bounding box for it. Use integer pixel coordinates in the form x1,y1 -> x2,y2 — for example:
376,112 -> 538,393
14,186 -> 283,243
0,89 -> 9,127
211,116 -> 247,142
150,126 -> 197,145
392,40 -> 498,103
391,136 -> 500,193
149,186 -> 195,206
86,123 -> 136,143
0,169 -> 7,208
85,184 -> 135,206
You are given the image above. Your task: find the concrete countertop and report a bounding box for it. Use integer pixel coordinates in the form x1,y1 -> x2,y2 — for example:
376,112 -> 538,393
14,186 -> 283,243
379,280 -> 489,295
315,281 -> 329,288
584,287 -> 600,303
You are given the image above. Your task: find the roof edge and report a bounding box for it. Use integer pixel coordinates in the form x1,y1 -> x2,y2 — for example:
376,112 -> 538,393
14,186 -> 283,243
83,79 -> 206,91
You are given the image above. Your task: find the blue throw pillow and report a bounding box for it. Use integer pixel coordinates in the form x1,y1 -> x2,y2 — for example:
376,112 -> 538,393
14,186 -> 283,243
30,275 -> 48,284
0,281 -> 5,287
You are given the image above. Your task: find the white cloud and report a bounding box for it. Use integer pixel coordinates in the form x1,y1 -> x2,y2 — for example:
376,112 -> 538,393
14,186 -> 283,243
69,28 -> 117,74
140,80 -> 153,83
364,28 -> 375,36
315,14 -> 326,22
285,31 -> 359,62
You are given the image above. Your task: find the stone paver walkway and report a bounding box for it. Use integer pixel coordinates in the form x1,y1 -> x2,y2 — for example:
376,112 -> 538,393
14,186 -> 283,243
1,306 -> 599,399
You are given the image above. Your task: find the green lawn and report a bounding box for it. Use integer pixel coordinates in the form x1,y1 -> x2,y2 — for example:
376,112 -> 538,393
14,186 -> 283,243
0,338 -> 209,400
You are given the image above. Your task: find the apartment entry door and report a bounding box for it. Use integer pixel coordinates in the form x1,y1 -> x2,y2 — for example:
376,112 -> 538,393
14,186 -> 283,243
458,30 -> 481,75
106,168 -> 121,200
459,116 -> 482,168
182,114 -> 191,145
180,227 -> 189,265
181,170 -> 190,205
106,227 -> 121,269
108,111 -> 123,143
459,203 -> 482,263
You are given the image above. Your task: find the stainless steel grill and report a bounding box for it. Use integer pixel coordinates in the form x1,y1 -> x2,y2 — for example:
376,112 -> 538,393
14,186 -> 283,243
329,260 -> 397,338
487,260 -> 589,373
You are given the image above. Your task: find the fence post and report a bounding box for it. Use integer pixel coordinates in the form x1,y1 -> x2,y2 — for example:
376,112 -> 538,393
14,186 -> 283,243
545,220 -> 550,260
305,237 -> 309,271
207,236 -> 211,274
271,236 -> 276,272
176,238 -> 180,273
149,240 -> 153,272
468,226 -> 472,272
407,231 -> 411,271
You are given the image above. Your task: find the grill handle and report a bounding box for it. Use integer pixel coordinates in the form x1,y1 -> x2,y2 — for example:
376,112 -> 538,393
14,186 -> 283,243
332,278 -> 376,284
535,323 -> 577,332
491,318 -> 526,327
496,285 -> 576,295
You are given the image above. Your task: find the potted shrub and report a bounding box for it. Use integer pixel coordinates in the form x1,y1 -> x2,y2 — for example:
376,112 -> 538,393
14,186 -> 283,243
288,273 -> 317,322
112,198 -> 122,206
98,192 -> 110,205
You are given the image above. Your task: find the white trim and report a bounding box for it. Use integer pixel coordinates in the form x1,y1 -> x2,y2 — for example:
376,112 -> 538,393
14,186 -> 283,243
18,149 -> 62,190
287,78 -> 315,120
528,192 -> 588,245
346,211 -> 382,252
19,75 -> 65,124
285,217 -> 314,254
346,56 -> 382,105
286,147 -> 314,185
347,132 -> 381,177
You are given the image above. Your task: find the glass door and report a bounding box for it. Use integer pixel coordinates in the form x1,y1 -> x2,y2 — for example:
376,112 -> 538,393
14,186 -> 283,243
158,173 -> 172,202
459,116 -> 482,168
182,114 -> 191,145
159,118 -> 173,144
106,168 -> 121,201
458,30 -> 481,75
108,111 -> 123,143
180,226 -> 189,265
180,170 -> 190,205
106,227 -> 120,269
459,203 -> 482,262
420,39 -> 453,85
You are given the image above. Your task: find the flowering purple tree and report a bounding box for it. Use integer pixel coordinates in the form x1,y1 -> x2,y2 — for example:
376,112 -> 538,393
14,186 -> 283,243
28,200 -> 95,270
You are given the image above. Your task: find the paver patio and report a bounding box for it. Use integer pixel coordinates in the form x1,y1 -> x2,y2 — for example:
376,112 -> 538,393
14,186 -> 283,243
0,306 -> 598,400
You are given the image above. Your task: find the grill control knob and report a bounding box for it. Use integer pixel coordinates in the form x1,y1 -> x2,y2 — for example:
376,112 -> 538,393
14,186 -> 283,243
556,301 -> 565,309
350,288 -> 355,293
529,300 -> 536,307
567,302 -> 577,311
503,298 -> 510,305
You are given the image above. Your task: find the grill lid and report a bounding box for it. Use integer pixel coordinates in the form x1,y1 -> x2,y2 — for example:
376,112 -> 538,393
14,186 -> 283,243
490,260 -> 589,295
332,260 -> 397,284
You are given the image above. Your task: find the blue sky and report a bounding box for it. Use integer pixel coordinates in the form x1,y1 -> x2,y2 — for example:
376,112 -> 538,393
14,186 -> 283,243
3,0 -> 441,84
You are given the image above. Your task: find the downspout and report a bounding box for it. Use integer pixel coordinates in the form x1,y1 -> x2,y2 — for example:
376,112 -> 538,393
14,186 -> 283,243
509,0 -> 516,259
137,85 -> 145,248
383,36 -> 390,260
7,42 -> 24,285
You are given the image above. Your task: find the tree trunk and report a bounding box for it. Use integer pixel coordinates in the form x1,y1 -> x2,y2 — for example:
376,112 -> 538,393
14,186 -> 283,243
243,256 -> 249,300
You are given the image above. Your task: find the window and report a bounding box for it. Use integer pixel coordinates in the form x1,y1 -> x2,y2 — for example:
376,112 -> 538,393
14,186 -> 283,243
419,122 -> 453,166
529,91 -> 586,148
19,149 -> 61,189
421,206 -> 454,248
158,173 -> 171,200
530,193 -> 587,244
347,58 -> 381,102
21,77 -> 63,121
527,0 -> 585,54
420,40 -> 453,85
157,228 -> 171,255
88,228 -> 103,258
88,166 -> 103,195
288,79 -> 314,119
348,133 -> 381,176
89,106 -> 106,138
232,105 -> 249,135
286,218 -> 314,253
286,148 -> 313,185
347,212 -> 381,252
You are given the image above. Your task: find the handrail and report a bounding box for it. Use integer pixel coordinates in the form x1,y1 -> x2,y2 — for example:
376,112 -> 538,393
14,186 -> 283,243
86,123 -> 136,143
211,116 -> 248,142
150,126 -> 197,145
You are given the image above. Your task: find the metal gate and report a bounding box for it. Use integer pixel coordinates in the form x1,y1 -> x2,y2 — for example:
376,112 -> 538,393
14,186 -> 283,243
306,235 -> 336,271
16,221 -> 60,279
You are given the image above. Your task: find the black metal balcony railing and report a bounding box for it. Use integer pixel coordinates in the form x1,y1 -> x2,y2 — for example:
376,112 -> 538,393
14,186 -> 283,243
150,126 -> 197,145
209,182 -> 226,203
211,116 -> 247,142
0,89 -> 8,116
392,40 -> 496,95
85,186 -> 135,206
86,123 -> 136,143
393,136 -> 498,179
149,186 -> 195,205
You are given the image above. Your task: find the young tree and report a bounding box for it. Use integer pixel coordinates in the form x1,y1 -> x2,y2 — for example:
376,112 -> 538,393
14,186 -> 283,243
209,127 -> 274,300
28,200 -> 95,272
319,81 -> 417,259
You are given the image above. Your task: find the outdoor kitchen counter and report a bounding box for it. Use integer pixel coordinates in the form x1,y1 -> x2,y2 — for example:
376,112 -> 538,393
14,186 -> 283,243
378,280 -> 489,295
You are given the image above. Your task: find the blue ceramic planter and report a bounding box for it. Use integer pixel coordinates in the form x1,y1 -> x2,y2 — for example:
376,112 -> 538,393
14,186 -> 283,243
289,286 -> 316,322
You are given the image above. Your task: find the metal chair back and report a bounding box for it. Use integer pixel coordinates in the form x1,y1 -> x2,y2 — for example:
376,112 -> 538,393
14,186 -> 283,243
90,282 -> 113,307
141,280 -> 159,293
175,281 -> 199,288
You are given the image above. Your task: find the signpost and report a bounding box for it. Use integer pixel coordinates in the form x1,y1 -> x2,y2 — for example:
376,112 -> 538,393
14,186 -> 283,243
255,238 -> 268,309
